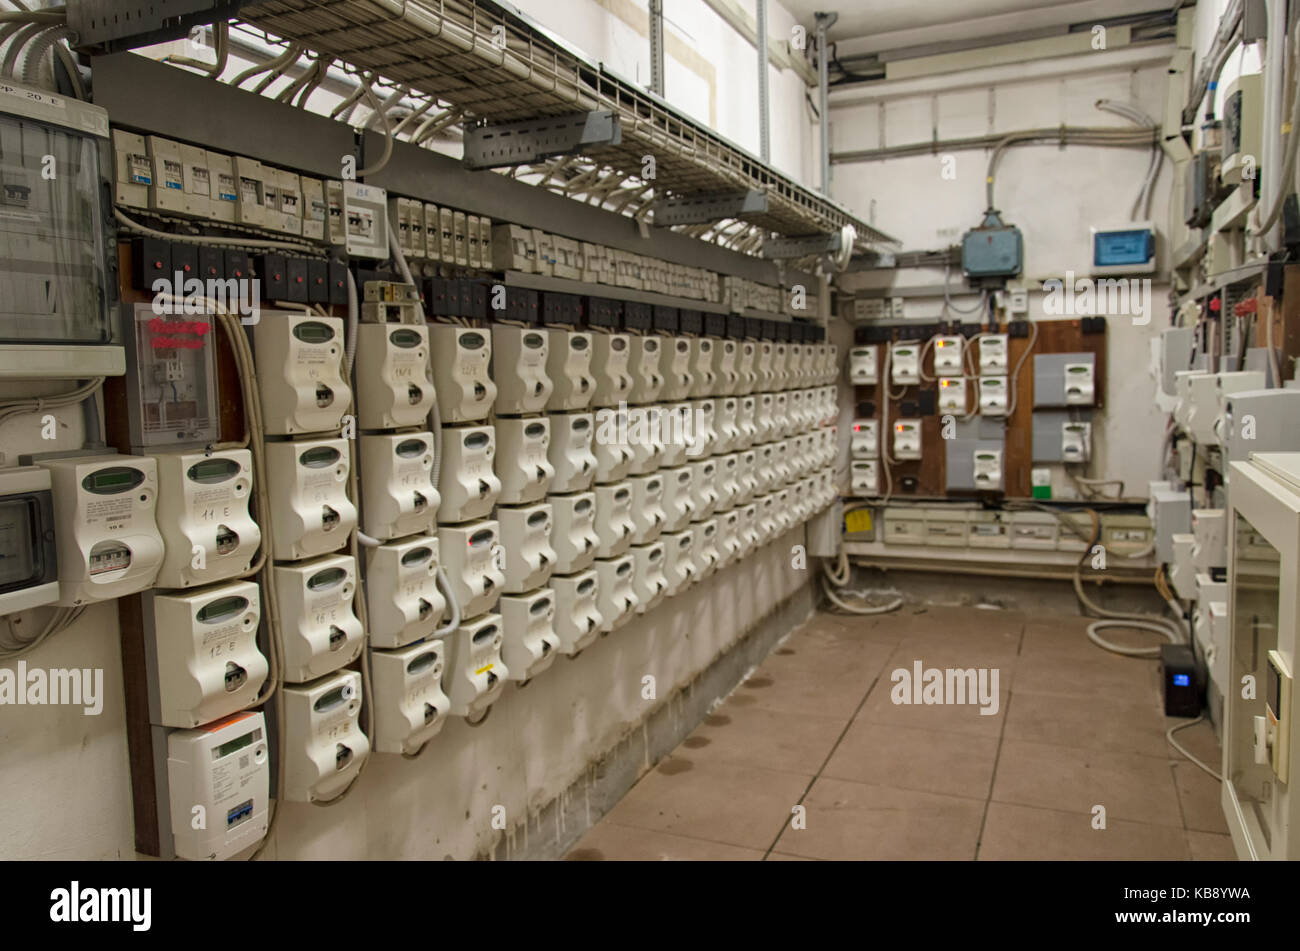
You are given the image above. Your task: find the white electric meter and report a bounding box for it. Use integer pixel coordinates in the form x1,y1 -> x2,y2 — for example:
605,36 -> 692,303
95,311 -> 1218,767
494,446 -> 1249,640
694,518 -> 720,581
715,398 -> 739,454
495,417 -> 554,504
715,453 -> 740,512
715,510 -> 741,568
688,399 -> 717,456
497,503 -> 555,593
549,491 -> 599,574
850,419 -> 878,459
354,323 -> 436,430
358,432 -> 438,540
493,324 -> 553,414
979,335 -> 1008,374
549,570 -> 602,655
593,554 -> 638,634
689,459 -> 719,521
629,541 -> 668,614
438,520 -> 505,618
1063,362 -> 1095,406
253,313 -> 351,436
890,342 -> 920,386
167,711 -> 269,860
592,407 -> 634,483
661,530 -> 696,595
265,438 -> 356,559
629,473 -> 667,545
933,336 -> 963,376
151,450 -> 259,589
281,669 -> 369,802
735,397 -> 758,449
369,639 -> 449,755
545,330 -> 596,411
973,449 -> 1004,491
851,460 -> 878,496
661,466 -> 695,533
938,378 -> 967,414
437,425 -> 500,523
443,613 -> 507,718
547,412 -> 597,493
429,325 -> 497,423
978,376 -> 1009,416
714,339 -> 739,395
659,403 -> 692,468
737,341 -> 758,394
42,453 -> 163,605
499,588 -> 560,682
627,335 -> 665,404
151,580 -> 266,729
592,481 -> 635,559
690,339 -> 717,397
590,333 -> 633,407
625,406 -> 666,475
893,420 -> 922,460
273,554 -> 364,683
364,536 -> 445,649
1062,421 -> 1092,463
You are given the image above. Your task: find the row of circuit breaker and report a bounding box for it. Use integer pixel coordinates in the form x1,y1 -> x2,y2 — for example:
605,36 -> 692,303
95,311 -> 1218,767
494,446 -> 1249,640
873,506 -> 1153,554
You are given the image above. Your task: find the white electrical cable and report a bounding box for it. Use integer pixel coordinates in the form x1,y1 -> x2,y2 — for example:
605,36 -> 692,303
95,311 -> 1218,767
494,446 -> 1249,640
1167,715 -> 1223,781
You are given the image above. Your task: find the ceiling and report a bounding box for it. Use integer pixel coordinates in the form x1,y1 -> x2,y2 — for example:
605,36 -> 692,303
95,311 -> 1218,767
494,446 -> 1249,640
780,0 -> 1180,52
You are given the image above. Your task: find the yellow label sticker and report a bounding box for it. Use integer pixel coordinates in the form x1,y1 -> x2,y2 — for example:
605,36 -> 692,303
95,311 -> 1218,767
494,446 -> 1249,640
845,509 -> 873,533
475,664 -> 494,675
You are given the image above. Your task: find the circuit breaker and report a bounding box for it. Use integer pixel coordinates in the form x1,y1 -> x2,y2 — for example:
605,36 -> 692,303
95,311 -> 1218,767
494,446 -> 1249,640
151,581 -> 266,729
429,325 -> 497,423
661,530 -> 696,595
893,420 -> 922,460
625,406 -> 666,475
438,520 -> 506,619
273,554 -> 364,683
167,711 -> 269,860
938,377 -> 967,414
281,669 -> 369,802
851,420 -> 878,459
443,613 -> 506,718
497,503 -> 555,593
592,407 -> 634,483
265,438 -> 356,559
629,473 -> 666,545
545,330 -> 596,411
499,589 -> 560,682
494,418 -> 553,505
253,313 -> 351,436
493,325 -> 553,415
369,640 -> 449,755
592,481 -> 635,559
437,425 -> 500,522
661,466 -> 695,532
359,432 -> 438,540
714,339 -> 739,394
364,536 -> 445,649
549,491 -> 599,574
550,570 -> 602,655
42,453 -> 164,606
354,323 -> 436,430
627,335 -> 665,404
150,450 -> 259,589
690,459 -> 719,521
978,376 -> 1009,416
590,333 -> 633,407
891,342 -> 920,386
629,542 -> 668,615
690,339 -> 717,397
547,413 -> 596,492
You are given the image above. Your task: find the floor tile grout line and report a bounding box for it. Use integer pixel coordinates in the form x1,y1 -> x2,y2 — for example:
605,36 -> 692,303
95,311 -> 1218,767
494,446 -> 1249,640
975,622 -> 1025,860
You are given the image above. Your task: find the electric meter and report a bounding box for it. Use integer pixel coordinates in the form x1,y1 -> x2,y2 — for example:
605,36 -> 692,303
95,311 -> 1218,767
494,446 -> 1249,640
548,412 -> 597,493
663,339 -> 694,403
753,444 -> 777,495
550,570 -> 602,655
893,420 -> 922,460
592,481 -> 635,559
752,341 -> 772,390
437,425 -> 500,523
281,669 -> 368,802
736,450 -> 759,506
545,330 -> 595,411
0,467 -> 58,614
629,542 -> 668,614
549,491 -> 599,574
629,473 -> 666,545
42,452 -> 163,605
694,518 -> 720,581
354,323 -> 436,430
359,432 -> 438,540
1063,362 -> 1095,405
495,417 -> 554,505
687,399 -> 717,456
787,390 -> 807,434
253,312 -> 351,436
690,338 -> 717,397
932,336 -> 963,376
938,378 -> 967,414
499,588 -> 559,682
973,449 -> 1004,491
264,438 -> 356,559
772,342 -> 790,390
151,580 -> 266,728
493,324 -> 553,414
592,407 -> 634,483
736,503 -> 760,558
364,536 -> 445,649
167,711 -> 269,860
625,406 -> 666,475
735,397 -> 758,449
978,376 -> 1009,416
273,554 -> 363,683
497,503 -> 555,593
737,341 -> 758,394
369,639 -> 449,755
627,335 -> 665,404
689,459 -> 719,521
1062,421 -> 1092,463
429,325 -> 497,423
716,510 -> 741,568
437,520 -> 505,618
753,394 -> 776,444
714,398 -> 740,454
716,453 -> 741,512
661,530 -> 696,596
443,613 -> 506,718
851,419 -> 878,459
714,339 -> 739,395
757,493 -> 781,543
890,342 -> 920,386
979,335 -> 1008,374
590,332 -> 633,407
659,403 -> 693,468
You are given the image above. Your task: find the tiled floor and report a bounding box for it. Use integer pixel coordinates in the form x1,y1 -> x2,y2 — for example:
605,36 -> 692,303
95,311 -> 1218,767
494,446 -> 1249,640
565,605 -> 1236,861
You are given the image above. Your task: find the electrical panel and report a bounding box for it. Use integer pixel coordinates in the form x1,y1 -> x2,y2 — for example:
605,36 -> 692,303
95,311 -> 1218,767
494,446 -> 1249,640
273,554 -> 364,683
590,333 -> 633,407
264,438 -> 356,559
545,330 -> 596,411
42,452 -> 164,605
151,581 -> 266,728
429,325 -> 497,423
370,639 -> 449,755
281,669 -> 369,802
594,555 -> 638,633
126,303 -> 219,447
364,536 -> 444,649
629,541 -> 668,615
497,503 -> 555,593
437,425 -> 500,523
167,711 -> 269,860
978,376 -> 1009,416
627,335 -> 665,404
499,588 -> 559,682
0,467 -> 58,614
495,417 -> 554,504
493,325 -> 553,415
550,570 -> 602,655
549,491 -> 599,574
891,342 -> 920,386
254,313 -> 351,436
548,412 -> 597,492
358,432 -> 438,540
354,323 -> 436,430
443,613 -> 506,718
151,449 -> 259,589
893,420 -> 922,460
438,520 -> 505,618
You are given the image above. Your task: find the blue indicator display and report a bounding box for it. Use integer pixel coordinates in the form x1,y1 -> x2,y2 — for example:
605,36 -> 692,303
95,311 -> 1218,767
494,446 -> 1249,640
1094,229 -> 1153,267
1173,673 -> 1190,687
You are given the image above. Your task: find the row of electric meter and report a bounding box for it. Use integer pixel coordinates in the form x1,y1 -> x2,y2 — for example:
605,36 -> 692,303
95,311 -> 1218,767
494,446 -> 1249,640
388,197 -> 494,269
874,507 -> 1153,553
493,224 -> 722,303
848,448 -> 1002,493
849,337 -> 1010,384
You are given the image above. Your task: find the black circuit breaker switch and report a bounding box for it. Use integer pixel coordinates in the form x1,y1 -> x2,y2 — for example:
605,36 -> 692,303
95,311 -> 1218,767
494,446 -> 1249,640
1161,643 -> 1200,717
328,261 -> 349,306
256,253 -> 287,300
307,259 -> 329,304
132,236 -> 170,291
198,245 -> 223,282
285,256 -> 309,304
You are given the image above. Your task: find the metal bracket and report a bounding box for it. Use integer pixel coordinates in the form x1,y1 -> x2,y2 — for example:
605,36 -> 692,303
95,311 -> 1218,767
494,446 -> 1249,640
650,189 -> 768,226
462,111 -> 622,170
761,232 -> 842,259
68,1 -> 251,52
